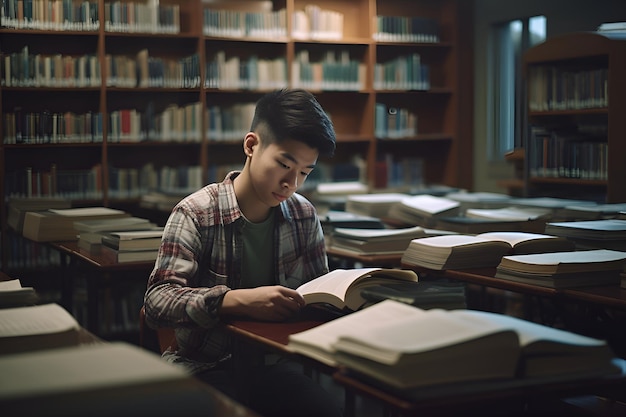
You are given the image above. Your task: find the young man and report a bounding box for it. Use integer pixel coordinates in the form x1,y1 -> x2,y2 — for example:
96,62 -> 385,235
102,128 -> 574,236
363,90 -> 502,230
144,89 -> 343,417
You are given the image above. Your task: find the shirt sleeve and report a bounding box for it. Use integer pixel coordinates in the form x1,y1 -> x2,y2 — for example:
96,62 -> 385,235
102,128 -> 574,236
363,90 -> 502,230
144,203 -> 229,330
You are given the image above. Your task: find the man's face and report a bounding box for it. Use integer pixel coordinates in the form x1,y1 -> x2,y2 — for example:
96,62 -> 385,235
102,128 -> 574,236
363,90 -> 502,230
249,135 -> 319,208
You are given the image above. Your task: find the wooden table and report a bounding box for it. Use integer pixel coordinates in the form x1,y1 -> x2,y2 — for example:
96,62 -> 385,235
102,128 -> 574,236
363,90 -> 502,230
224,309 -> 626,417
50,240 -> 155,335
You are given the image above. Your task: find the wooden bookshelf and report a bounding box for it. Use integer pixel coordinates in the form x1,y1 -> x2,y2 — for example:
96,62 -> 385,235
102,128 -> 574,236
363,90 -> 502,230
522,31 -> 626,203
0,0 -> 474,274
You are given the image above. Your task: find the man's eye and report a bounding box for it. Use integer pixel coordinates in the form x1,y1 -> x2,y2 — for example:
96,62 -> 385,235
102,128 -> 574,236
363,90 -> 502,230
300,171 -> 310,177
279,161 -> 289,169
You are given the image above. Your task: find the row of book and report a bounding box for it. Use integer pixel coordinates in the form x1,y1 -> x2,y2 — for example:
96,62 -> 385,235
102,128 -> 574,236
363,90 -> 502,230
203,7 -> 287,39
528,126 -> 608,180
103,0 -> 180,34
374,103 -> 418,139
373,53 -> 430,91
3,110 -> 103,145
1,0 -> 99,31
5,162 -> 204,199
527,66 -> 608,112
291,49 -> 366,92
2,47 -> 101,88
108,103 -> 203,143
373,16 -> 440,43
106,50 -> 200,88
205,52 -> 288,90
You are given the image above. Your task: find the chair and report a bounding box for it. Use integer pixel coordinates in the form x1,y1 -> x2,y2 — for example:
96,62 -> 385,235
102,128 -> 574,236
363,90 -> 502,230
139,305 -> 177,354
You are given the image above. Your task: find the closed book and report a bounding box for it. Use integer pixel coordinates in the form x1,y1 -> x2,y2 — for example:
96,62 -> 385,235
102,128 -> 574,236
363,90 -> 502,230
101,228 -> 164,251
100,244 -> 159,263
22,207 -> 129,242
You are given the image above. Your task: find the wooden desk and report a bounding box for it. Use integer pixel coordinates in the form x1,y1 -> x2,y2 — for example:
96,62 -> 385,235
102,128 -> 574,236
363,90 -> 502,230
51,241 -> 155,336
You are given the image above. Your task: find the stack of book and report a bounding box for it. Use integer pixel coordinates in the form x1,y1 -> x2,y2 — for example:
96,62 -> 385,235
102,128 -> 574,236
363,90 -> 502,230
435,206 -> 553,234
345,193 -> 409,218
22,207 -> 130,242
360,280 -> 467,310
444,191 -> 513,210
327,225 -> 456,256
75,216 -> 159,253
100,228 -> 164,263
401,232 -> 575,270
320,210 -> 385,235
495,249 -> 626,288
544,219 -> 626,251
387,195 -> 460,227
7,197 -> 71,234
555,203 -> 626,221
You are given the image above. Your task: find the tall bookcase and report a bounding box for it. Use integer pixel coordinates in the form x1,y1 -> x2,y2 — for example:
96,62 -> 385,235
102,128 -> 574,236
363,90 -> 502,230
523,31 -> 626,203
0,0 -> 474,274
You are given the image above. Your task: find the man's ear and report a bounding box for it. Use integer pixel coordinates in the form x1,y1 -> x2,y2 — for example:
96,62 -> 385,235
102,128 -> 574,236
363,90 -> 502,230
243,132 -> 259,157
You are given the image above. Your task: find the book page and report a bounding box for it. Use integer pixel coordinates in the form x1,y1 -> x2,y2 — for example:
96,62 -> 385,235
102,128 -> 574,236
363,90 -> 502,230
288,300 -> 425,365
296,268 -> 381,301
0,279 -> 23,290
476,232 -> 554,246
0,304 -> 79,337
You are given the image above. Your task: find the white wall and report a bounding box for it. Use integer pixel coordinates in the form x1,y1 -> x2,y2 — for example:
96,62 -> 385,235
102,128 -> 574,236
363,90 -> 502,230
472,0 -> 626,193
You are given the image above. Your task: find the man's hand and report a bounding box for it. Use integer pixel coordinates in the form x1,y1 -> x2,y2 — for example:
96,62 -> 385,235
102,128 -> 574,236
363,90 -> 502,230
220,286 -> 306,321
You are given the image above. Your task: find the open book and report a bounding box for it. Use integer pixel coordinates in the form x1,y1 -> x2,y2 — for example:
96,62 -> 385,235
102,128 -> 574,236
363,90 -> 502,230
400,232 -> 575,270
296,268 -> 418,312
0,303 -> 80,354
289,300 -> 618,389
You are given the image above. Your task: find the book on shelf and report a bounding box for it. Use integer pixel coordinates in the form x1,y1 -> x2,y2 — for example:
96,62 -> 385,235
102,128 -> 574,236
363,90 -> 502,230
327,225 -> 457,256
0,303 -> 80,355
296,267 -> 418,313
100,228 -> 164,251
494,249 -> 626,288
7,197 -> 72,233
0,342 -> 224,417
345,193 -> 409,218
0,279 -> 39,309
387,195 -> 461,227
100,244 -> 159,264
360,280 -> 466,310
22,207 -> 130,242
400,232 -> 575,271
288,299 -> 618,388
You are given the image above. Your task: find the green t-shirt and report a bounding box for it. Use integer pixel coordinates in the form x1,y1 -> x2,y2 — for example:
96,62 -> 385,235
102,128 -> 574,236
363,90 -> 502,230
240,211 -> 276,288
